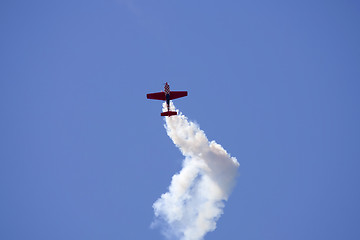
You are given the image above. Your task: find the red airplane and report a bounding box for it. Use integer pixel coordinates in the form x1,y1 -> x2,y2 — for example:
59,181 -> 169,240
147,82 -> 188,116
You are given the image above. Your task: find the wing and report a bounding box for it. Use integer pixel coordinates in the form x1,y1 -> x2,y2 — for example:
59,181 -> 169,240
147,92 -> 166,100
169,91 -> 188,100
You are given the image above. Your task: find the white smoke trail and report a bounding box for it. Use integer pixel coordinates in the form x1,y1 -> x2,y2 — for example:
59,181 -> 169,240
152,102 -> 239,240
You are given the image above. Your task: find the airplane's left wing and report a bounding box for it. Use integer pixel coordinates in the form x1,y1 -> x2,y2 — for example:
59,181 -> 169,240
147,92 -> 166,100
169,91 -> 188,100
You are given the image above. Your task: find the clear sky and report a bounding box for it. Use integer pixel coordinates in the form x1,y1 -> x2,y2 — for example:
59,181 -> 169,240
1,1 -> 360,239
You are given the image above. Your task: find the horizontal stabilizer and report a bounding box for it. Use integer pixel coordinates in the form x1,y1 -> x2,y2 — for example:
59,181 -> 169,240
161,111 -> 177,117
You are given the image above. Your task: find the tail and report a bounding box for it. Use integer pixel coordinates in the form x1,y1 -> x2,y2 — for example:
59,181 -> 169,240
161,111 -> 177,117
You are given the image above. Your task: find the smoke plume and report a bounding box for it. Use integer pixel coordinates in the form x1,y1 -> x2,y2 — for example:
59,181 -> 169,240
152,102 -> 239,240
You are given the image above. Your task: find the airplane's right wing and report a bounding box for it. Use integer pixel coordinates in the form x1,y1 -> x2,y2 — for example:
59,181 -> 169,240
169,91 -> 188,100
147,92 -> 166,100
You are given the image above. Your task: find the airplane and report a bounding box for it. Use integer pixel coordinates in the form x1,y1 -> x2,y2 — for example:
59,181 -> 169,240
147,82 -> 188,116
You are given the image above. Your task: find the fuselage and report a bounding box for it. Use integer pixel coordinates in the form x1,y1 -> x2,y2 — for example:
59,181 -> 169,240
164,82 -> 171,110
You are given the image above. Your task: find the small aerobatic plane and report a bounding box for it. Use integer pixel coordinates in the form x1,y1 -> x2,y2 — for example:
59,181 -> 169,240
147,82 -> 188,116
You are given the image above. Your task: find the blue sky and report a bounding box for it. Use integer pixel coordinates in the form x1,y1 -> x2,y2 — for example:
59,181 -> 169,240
1,1 -> 360,239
